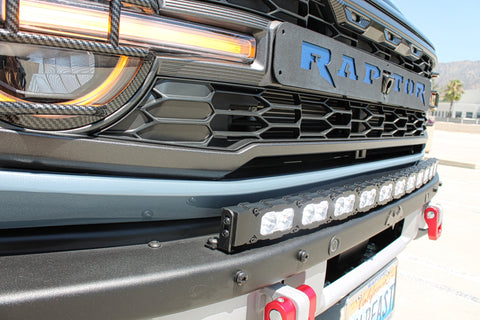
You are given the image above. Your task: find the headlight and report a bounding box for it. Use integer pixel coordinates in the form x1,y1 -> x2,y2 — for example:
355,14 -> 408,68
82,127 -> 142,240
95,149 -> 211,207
0,0 -> 257,131
0,43 -> 141,105
0,43 -> 143,130
18,0 -> 255,62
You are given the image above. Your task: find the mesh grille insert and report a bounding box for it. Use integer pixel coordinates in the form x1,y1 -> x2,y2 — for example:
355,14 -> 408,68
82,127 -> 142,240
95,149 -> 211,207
101,79 -> 426,150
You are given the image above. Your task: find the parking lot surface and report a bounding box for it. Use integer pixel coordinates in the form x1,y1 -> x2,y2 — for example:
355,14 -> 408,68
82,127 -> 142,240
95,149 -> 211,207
393,164 -> 480,319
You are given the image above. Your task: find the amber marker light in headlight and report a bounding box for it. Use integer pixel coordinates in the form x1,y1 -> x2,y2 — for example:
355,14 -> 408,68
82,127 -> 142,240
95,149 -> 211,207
17,0 -> 256,63
67,55 -> 132,106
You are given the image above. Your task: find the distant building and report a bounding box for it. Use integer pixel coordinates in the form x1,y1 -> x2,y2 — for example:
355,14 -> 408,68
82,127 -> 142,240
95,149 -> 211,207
433,89 -> 480,122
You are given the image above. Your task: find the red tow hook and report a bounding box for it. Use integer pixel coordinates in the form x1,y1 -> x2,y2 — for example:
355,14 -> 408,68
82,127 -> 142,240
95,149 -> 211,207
424,204 -> 443,240
263,283 -> 317,320
296,285 -> 317,320
265,297 -> 296,320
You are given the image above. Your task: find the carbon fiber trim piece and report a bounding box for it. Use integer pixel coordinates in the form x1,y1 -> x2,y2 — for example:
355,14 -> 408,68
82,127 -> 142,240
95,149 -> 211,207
0,30 -> 150,57
0,55 -> 154,130
0,102 -> 106,116
109,0 -> 121,46
5,0 -> 18,33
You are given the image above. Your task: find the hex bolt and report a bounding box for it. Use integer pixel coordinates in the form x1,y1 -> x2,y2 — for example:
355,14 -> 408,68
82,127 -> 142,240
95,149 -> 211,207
252,208 -> 260,216
234,270 -> 248,286
297,249 -> 309,263
207,237 -> 218,246
148,240 -> 161,249
249,236 -> 257,244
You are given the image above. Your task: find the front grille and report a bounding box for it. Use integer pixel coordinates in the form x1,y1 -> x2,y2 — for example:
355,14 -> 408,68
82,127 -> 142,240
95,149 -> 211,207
101,79 -> 426,150
205,0 -> 433,78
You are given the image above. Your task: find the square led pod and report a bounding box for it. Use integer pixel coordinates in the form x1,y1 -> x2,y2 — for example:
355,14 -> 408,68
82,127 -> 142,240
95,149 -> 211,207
300,196 -> 332,228
377,181 -> 394,205
218,199 -> 298,253
393,176 -> 407,199
331,187 -> 357,220
406,171 -> 417,193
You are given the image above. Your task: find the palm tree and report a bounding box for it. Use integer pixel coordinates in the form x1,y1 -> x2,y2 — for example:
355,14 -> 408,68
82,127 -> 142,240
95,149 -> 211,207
443,79 -> 464,118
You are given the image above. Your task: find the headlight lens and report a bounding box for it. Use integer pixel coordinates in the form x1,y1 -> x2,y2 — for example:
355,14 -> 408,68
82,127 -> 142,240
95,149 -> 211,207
0,43 -> 141,105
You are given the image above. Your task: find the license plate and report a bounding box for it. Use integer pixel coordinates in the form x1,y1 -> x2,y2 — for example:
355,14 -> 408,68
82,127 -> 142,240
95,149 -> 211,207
273,23 -> 430,111
342,260 -> 398,320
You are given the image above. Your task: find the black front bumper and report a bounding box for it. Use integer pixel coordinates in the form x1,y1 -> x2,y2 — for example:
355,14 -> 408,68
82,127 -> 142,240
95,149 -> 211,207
0,176 -> 439,320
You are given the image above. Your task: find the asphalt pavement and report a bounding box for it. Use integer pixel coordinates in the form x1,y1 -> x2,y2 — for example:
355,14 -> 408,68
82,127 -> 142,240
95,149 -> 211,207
392,128 -> 480,319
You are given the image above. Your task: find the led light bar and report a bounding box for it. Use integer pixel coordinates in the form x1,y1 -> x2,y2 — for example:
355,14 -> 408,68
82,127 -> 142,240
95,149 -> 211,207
17,0 -> 256,62
217,159 -> 439,253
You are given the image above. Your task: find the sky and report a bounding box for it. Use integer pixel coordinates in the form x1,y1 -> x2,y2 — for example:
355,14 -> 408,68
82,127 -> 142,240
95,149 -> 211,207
391,0 -> 480,63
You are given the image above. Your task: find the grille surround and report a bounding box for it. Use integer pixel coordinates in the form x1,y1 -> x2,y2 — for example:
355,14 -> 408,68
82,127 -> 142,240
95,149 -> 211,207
102,79 -> 426,151
203,0 -> 434,78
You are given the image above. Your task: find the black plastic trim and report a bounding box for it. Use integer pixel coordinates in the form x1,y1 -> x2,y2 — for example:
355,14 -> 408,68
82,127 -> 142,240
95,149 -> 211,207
0,218 -> 218,256
0,128 -> 426,179
0,177 -> 439,319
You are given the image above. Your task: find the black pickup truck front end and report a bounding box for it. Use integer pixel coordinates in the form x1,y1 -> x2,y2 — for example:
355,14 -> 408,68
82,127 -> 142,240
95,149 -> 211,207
0,0 -> 441,319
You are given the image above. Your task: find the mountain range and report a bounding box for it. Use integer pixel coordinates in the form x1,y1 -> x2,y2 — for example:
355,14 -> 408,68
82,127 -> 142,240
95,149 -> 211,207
434,60 -> 480,90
